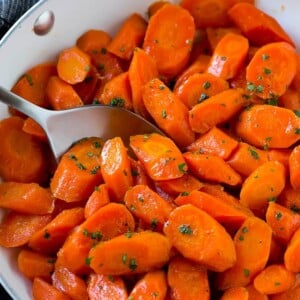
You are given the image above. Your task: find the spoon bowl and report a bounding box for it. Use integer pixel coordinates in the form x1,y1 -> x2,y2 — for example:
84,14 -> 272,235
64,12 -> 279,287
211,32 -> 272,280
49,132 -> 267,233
0,86 -> 163,161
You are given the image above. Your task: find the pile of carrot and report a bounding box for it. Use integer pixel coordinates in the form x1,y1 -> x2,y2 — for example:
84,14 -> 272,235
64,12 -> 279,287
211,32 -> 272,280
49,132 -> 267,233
1,0 -> 300,299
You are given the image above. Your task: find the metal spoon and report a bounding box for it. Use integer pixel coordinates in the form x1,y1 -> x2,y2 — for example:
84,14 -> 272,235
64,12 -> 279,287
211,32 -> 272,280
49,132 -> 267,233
0,86 -> 163,161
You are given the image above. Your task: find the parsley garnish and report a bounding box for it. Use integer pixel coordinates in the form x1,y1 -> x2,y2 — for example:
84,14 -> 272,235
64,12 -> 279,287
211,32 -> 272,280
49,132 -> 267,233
178,224 -> 193,235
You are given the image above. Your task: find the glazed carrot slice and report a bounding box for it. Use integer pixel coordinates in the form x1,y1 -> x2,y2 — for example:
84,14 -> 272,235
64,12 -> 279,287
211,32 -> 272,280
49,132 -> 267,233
130,133 -> 187,181
207,33 -> 249,80
22,117 -> 47,141
174,72 -> 230,109
32,277 -> 71,300
216,217 -> 272,289
84,184 -> 110,219
100,137 -> 133,202
289,145 -> 300,189
187,126 -> 238,160
253,264 -> 296,295
87,273 -> 128,300
89,231 -> 171,275
129,270 -> 168,300
17,249 -> 55,280
221,287 -> 248,300
291,53 -> 300,90
246,42 -> 297,99
143,4 -> 195,79
142,78 -> 195,148
52,266 -> 88,300
0,211 -> 53,248
11,62 -> 56,108
278,183 -> 300,213
57,46 -> 91,84
129,157 -> 154,187
228,2 -> 295,46
235,105 -> 300,149
279,89 -> 300,112
124,184 -> 173,231
148,1 -> 170,18
0,182 -> 54,215
183,152 -> 242,186
167,255 -> 210,300
189,88 -> 245,134
28,207 -> 85,254
245,284 -> 268,300
284,227 -> 300,273
128,47 -> 158,118
50,137 -> 103,203
240,161 -> 286,212
0,116 -> 48,184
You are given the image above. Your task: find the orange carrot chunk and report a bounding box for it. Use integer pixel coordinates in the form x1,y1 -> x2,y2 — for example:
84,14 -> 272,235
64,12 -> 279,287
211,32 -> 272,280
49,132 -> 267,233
220,287 -> 249,300
284,227 -> 300,273
289,145 -> 300,189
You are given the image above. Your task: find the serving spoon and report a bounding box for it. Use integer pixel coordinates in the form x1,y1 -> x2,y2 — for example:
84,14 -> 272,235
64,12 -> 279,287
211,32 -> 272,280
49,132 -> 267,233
0,86 -> 163,162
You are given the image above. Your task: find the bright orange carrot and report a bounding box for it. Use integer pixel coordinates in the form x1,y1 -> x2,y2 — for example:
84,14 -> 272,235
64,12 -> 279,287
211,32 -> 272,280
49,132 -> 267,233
22,117 -> 47,141
100,137 -> 133,202
148,1 -> 170,18
164,204 -> 236,272
129,157 -> 154,187
129,270 -> 168,300
270,284 -> 300,300
189,88 -> 246,134
284,227 -> 300,273
289,145 -> 300,189
0,211 -> 53,248
50,137 -> 103,203
245,284 -> 269,300
57,46 -> 91,84
167,255 -> 210,300
142,78 -> 195,148
0,182 -> 54,215
183,152 -> 242,186
17,249 -> 55,280
216,217 -> 272,289
143,4 -> 195,79
228,2 -> 295,46
52,266 -> 88,300
89,231 -> 171,275
278,183 -> 300,213
246,42 -> 297,99
130,133 -> 187,181
279,89 -> 300,112
291,53 -> 300,90
28,207 -> 85,254
267,149 -> 291,172
220,287 -> 249,300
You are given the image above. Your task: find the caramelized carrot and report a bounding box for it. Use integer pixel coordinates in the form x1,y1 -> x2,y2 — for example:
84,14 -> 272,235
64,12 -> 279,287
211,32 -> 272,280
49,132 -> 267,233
289,145 -> 300,189
22,117 -> 47,141
220,287 -> 249,300
129,157 -> 154,187
284,227 -> 300,273
148,1 -> 170,18
279,89 -> 300,111
278,183 -> 300,213
246,284 -> 269,300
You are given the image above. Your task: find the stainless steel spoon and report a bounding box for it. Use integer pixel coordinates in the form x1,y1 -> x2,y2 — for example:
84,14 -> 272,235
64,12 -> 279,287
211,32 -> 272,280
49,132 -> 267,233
0,86 -> 163,161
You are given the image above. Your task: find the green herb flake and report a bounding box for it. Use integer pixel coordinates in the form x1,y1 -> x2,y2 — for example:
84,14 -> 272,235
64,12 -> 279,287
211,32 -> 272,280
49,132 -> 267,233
100,48 -> 107,54
138,196 -> 144,202
159,85 -> 165,90
119,45 -> 125,53
256,85 -> 264,93
243,268 -> 250,277
178,224 -> 193,235
266,97 -> 278,106
151,218 -> 158,230
199,93 -> 209,102
152,291 -> 159,298
294,110 -> 300,117
161,110 -> 167,119
180,191 -> 190,196
122,254 -> 127,265
128,296 -> 134,300
69,154 -> 78,161
178,163 -> 187,174
274,282 -> 281,286
248,147 -> 259,160
90,165 -> 100,175
110,97 -> 125,107
25,73 -> 34,86
262,54 -> 270,61
77,162 -> 87,170
85,257 -> 92,266
83,228 -> 89,236
124,232 -> 133,238
268,197 -> 277,202
107,275 -> 115,282
129,258 -> 138,271
241,227 -> 248,234
93,141 -> 102,148
264,68 -> 272,75
84,65 -> 90,72
47,258 -> 56,264
239,235 -> 244,241
275,212 -> 283,220
247,82 -> 256,92
295,128 -> 300,135
129,205 -> 136,211
290,205 -> 300,213
131,169 -> 139,177
203,81 -> 211,89
90,231 -> 102,241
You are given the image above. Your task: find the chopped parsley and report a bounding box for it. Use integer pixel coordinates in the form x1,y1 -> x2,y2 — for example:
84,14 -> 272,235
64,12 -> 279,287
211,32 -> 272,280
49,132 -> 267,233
178,224 -> 193,235
161,110 -> 167,119
129,258 -> 138,271
203,81 -> 211,89
110,97 -> 125,107
248,147 -> 259,160
178,163 -> 187,174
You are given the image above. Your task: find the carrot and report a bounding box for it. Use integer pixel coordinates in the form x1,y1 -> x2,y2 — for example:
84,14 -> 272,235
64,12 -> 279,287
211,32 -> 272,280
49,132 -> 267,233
278,183 -> 300,213
0,182 -> 54,215
187,126 -> 238,160
143,4 -> 195,79
267,149 -> 291,172
246,42 -> 298,99
45,76 -> 83,110
28,207 -> 85,254
253,264 -> 296,295
245,284 -> 269,300
235,105 -> 300,149
128,47 -> 158,118
189,30 -> 211,62
96,71 -> 133,110
291,53 -> 300,90
0,211 -> 53,248
268,237 -> 285,265
52,266 -> 88,300
164,204 -> 236,272
148,1 -> 170,18
87,273 -> 128,300
17,249 -> 55,280
228,2 -> 295,47
189,88 -> 246,134
279,89 -> 300,112
142,78 -> 195,148
174,72 -> 230,109
50,137 -> 103,203
207,33 -> 249,80
84,184 -> 110,219
289,145 -> 300,189
57,46 -> 91,84
129,157 -> 154,187
124,184 -> 173,231
216,217 -> 272,289
32,277 -> 71,300
240,161 -> 286,212
220,287 -> 248,300
55,203 -> 135,274
284,227 -> 300,273
89,230 -> 171,275
22,117 -> 47,141
11,62 -> 56,108
266,202 -> 300,245
226,142 -> 269,177
183,152 -> 242,186
129,270 -> 168,300
0,116 -> 48,184
167,255 -> 210,300
100,137 -> 133,202
129,133 -> 187,181
270,284 -> 300,300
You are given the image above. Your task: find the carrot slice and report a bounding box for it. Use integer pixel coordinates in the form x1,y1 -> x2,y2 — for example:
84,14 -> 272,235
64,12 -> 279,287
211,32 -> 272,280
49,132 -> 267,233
148,1 -> 170,18
130,133 -> 187,181
220,287 -> 248,300
289,145 -> 300,189
245,284 -> 269,300
279,89 -> 300,112
143,4 -> 195,79
22,117 -> 47,141
164,204 -> 236,272
278,183 -> 300,213
284,227 -> 300,273
142,78 -> 195,148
